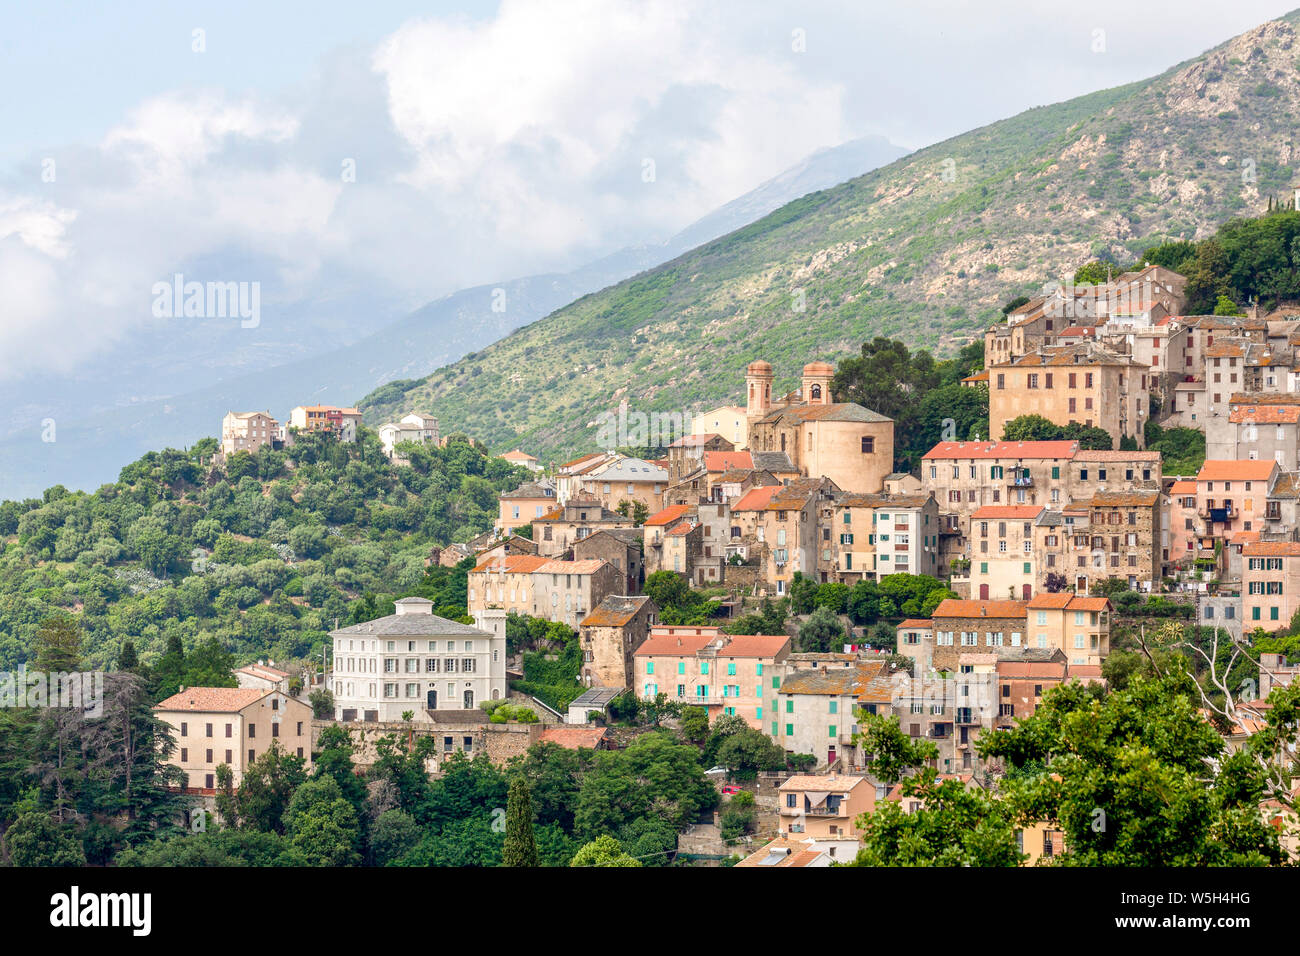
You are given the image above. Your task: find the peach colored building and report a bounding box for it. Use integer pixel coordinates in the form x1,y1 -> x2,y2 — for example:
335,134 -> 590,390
633,629 -> 790,728
988,343 -> 1151,447
1195,459 -> 1280,574
1243,541 -> 1300,632
154,687 -> 312,792
288,405 -> 362,441
744,360 -> 895,494
1166,480 -> 1199,571
969,505 -> 1044,601
778,774 -> 877,843
496,481 -> 557,536
1025,594 -> 1112,666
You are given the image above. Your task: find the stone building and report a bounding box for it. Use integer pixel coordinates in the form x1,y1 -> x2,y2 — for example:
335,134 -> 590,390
578,595 -> 659,689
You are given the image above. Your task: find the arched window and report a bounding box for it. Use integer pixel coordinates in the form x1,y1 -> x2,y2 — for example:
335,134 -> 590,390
810,384 -> 822,400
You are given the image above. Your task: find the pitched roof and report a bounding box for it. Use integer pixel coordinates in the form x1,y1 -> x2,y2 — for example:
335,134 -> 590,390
971,505 -> 1044,520
1089,490 -> 1160,507
155,687 -> 270,713
1196,460 -> 1278,482
931,599 -> 1029,619
500,481 -> 555,499
703,451 -> 753,473
732,485 -> 784,512
634,632 -> 717,657
779,774 -> 870,793
580,595 -> 655,628
535,559 -> 609,575
1242,541 -> 1300,557
923,440 -> 1079,461
644,504 -> 692,527
1229,404 -> 1300,424
717,634 -> 791,658
756,403 -> 892,425
1169,480 -> 1198,494
1025,594 -> 1110,611
896,618 -> 933,629
472,554 -> 551,574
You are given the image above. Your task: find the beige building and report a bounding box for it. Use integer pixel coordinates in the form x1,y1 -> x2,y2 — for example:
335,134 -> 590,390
531,496 -> 633,557
969,505 -> 1044,601
467,554 -> 550,618
773,660 -> 895,768
778,774 -> 877,843
220,410 -> 280,456
579,457 -> 668,515
830,492 -> 939,582
531,559 -> 623,628
730,478 -> 837,596
578,595 -> 658,689
989,343 -> 1151,447
155,687 -> 313,791
693,405 -> 749,450
744,360 -> 895,494
498,449 -> 543,472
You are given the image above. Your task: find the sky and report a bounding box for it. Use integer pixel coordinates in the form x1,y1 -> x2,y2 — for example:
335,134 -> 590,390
1,0 -> 1296,381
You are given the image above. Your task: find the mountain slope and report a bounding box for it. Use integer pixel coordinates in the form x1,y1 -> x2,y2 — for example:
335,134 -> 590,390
0,136 -> 905,500
359,12 -> 1300,463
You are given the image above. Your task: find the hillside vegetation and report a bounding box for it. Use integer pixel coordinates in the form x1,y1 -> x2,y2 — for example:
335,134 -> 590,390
0,431 -> 524,669
361,13 -> 1300,462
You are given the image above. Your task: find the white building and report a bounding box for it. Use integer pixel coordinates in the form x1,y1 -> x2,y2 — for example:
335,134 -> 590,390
378,413 -> 440,460
330,598 -> 506,721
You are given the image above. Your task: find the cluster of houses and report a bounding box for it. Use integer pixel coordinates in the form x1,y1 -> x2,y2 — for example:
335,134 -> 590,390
177,267 -> 1300,862
218,405 -> 442,462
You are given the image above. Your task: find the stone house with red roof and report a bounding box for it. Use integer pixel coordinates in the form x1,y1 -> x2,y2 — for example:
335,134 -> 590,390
578,594 -> 659,689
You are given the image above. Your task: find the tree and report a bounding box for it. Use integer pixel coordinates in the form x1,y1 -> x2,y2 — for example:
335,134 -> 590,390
369,809 -> 420,866
502,776 -> 539,867
34,615 -> 83,673
798,605 -> 845,653
570,834 -> 641,867
4,811 -> 86,866
854,711 -> 938,784
643,571 -> 692,613
284,775 -> 361,866
979,674 -> 1293,865
714,726 -> 787,779
229,742 -> 307,834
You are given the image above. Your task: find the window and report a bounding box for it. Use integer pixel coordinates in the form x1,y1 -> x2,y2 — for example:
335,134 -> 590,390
861,436 -> 875,454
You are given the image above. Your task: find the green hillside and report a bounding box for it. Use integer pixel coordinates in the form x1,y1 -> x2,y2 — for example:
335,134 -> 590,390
361,12 -> 1300,461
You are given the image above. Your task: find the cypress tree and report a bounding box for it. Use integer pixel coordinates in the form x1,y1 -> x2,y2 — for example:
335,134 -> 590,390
502,776 -> 538,867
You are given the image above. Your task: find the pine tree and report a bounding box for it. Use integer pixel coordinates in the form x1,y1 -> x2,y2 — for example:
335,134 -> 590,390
502,776 -> 538,867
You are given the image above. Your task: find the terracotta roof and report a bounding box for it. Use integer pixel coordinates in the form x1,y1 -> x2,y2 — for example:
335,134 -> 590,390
1229,404 -> 1300,424
732,485 -> 784,512
236,664 -> 290,680
539,727 -> 609,750
1169,480 -> 1197,494
155,687 -> 269,713
634,632 -> 717,657
961,370 -> 990,382
896,619 -> 933,629
780,774 -> 870,793
734,838 -> 827,868
535,559 -> 609,575
971,505 -> 1044,520
666,521 -> 697,537
931,599 -> 1029,619
499,449 -> 538,461
1242,541 -> 1300,557
1025,594 -> 1110,612
472,554 -> 550,574
717,634 -> 791,658
644,504 -> 692,527
1196,460 -> 1278,482
580,595 -> 654,628
703,451 -> 753,473
923,440 -> 1078,461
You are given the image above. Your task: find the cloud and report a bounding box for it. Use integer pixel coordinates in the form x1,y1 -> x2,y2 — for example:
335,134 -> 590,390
0,0 -> 850,381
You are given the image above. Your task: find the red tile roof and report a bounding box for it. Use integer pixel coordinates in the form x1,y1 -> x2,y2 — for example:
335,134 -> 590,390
1026,594 -> 1110,611
932,599 -> 1029,619
155,687 -> 269,713
539,727 -> 609,750
1196,460 -> 1278,482
971,505 -> 1044,520
703,451 -> 753,473
472,554 -> 550,574
644,504 -> 692,527
1241,541 -> 1300,557
923,440 -> 1078,460
732,485 -> 784,512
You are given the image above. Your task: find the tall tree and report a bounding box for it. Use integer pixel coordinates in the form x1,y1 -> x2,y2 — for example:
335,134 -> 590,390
502,776 -> 539,867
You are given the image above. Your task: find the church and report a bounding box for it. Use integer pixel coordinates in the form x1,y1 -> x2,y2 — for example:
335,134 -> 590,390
744,360 -> 895,494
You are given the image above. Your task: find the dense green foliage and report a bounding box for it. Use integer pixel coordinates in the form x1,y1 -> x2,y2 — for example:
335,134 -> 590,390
0,429 -> 524,671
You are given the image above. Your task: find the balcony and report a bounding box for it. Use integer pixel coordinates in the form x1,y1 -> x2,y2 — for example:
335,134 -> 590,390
1006,472 -> 1034,487
1199,507 -> 1233,523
